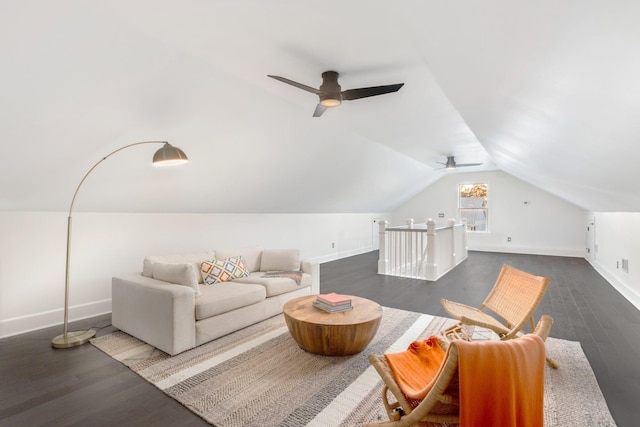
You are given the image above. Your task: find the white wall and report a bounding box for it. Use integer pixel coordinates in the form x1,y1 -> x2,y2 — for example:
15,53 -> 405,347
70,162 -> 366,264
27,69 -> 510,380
390,170 -> 587,257
0,211 -> 386,338
588,212 -> 640,311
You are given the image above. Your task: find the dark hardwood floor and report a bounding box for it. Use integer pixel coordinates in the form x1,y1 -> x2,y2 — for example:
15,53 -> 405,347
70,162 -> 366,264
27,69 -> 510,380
1,251 -> 638,426
321,251 -> 640,427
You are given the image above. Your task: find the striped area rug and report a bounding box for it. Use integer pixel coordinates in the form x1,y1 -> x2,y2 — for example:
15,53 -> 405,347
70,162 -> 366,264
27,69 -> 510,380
91,307 -> 616,426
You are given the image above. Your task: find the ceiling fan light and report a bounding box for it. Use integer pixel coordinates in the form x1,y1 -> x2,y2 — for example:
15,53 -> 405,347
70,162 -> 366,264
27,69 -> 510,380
320,99 -> 341,107
320,96 -> 341,108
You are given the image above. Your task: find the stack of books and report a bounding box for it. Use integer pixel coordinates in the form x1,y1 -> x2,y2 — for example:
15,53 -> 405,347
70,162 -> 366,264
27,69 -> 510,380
313,292 -> 353,313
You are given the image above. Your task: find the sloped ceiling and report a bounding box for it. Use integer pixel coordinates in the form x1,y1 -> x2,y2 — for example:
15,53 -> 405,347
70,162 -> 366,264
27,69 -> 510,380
1,1 -> 638,213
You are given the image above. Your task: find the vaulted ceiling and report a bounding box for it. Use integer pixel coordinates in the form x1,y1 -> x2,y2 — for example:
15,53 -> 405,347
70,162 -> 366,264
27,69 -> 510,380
2,1 -> 639,213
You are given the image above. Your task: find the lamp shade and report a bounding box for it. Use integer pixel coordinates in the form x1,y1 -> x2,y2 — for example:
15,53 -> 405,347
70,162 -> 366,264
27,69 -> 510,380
153,142 -> 189,166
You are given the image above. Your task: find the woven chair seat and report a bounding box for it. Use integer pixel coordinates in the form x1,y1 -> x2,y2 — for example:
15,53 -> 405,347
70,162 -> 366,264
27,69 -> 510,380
440,300 -> 510,336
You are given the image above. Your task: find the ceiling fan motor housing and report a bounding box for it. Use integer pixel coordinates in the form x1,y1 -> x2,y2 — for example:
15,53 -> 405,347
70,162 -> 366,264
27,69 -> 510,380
446,156 -> 456,168
320,71 -> 342,106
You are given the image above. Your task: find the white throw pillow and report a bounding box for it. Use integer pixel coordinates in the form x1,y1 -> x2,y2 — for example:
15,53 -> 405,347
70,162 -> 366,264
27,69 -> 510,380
142,250 -> 215,283
260,249 -> 300,272
214,246 -> 263,272
152,263 -> 201,297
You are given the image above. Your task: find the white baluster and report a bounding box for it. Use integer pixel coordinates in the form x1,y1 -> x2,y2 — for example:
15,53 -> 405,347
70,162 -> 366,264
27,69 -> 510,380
406,219 -> 414,277
425,218 -> 437,280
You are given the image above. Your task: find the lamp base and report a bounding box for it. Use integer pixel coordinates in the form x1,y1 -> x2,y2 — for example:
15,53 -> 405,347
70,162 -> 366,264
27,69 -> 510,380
51,330 -> 97,349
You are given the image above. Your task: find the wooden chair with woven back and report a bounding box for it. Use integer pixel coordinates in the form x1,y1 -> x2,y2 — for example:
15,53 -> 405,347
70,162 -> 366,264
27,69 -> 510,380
365,315 -> 554,427
440,263 -> 557,368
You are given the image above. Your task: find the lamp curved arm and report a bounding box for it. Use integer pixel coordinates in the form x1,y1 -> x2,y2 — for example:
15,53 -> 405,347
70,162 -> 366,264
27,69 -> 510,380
67,141 -> 168,216
53,140 -> 187,348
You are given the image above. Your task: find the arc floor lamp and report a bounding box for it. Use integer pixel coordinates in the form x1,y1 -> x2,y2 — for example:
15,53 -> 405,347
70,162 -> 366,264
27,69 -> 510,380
51,141 -> 189,349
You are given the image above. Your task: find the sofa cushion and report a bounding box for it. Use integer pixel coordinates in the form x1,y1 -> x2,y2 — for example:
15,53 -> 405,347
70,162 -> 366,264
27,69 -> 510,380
152,263 -> 201,297
260,249 -> 300,272
143,251 -> 215,284
214,246 -> 262,272
200,257 -> 250,285
195,282 -> 266,320
232,271 -> 311,297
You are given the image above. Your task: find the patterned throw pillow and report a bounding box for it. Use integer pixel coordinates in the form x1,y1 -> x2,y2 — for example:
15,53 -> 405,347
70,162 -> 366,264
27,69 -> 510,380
200,257 -> 250,285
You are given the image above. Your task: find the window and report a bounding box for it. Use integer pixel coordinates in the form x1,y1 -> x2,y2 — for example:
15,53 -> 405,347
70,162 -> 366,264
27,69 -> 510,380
459,184 -> 488,232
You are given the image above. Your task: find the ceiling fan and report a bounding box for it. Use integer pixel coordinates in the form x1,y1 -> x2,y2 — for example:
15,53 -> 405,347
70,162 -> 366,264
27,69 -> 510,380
267,71 -> 404,117
437,156 -> 483,170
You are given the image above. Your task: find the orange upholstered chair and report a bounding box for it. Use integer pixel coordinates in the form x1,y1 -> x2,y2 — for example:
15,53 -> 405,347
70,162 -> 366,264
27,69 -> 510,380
365,315 -> 553,427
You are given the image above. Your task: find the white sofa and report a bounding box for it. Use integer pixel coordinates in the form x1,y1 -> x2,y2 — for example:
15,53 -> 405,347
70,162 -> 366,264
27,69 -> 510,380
112,247 -> 319,355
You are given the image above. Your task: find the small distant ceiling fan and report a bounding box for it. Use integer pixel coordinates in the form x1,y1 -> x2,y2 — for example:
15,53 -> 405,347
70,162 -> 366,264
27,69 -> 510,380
267,71 -> 404,117
437,156 -> 483,170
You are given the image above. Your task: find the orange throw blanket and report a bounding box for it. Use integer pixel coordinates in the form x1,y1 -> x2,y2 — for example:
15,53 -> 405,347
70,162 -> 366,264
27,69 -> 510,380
453,334 -> 545,427
384,336 -> 446,399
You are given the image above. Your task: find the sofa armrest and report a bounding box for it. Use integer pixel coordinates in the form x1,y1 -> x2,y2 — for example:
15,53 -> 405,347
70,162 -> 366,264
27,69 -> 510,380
301,259 -> 320,294
112,273 -> 196,355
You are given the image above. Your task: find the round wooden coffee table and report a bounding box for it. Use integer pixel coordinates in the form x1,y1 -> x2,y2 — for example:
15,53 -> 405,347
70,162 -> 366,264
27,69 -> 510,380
283,295 -> 382,356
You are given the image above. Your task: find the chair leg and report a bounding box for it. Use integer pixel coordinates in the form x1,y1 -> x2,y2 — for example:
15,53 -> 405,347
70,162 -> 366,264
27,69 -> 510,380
441,323 -> 471,342
546,356 -> 559,369
380,385 -> 403,421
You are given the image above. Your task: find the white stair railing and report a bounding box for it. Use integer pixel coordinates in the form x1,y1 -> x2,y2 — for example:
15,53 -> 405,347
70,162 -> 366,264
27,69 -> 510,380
378,218 -> 468,281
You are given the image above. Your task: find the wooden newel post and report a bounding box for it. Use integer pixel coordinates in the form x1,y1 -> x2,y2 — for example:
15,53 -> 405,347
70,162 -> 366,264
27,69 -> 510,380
448,218 -> 457,262
378,220 -> 388,274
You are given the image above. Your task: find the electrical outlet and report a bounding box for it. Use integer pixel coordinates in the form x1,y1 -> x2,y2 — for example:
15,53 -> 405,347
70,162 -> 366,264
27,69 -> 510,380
331,242 -> 335,249
507,237 -> 512,242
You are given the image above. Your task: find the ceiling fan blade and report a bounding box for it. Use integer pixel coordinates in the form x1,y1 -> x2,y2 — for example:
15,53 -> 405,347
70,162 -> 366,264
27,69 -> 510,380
436,156 -> 482,169
267,75 -> 320,94
313,104 -> 327,117
341,83 -> 404,101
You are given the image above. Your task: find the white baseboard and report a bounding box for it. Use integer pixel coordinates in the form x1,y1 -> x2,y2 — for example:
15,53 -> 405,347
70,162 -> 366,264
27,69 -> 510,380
311,246 -> 376,265
469,244 -> 585,258
589,261 -> 640,312
0,299 -> 112,339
